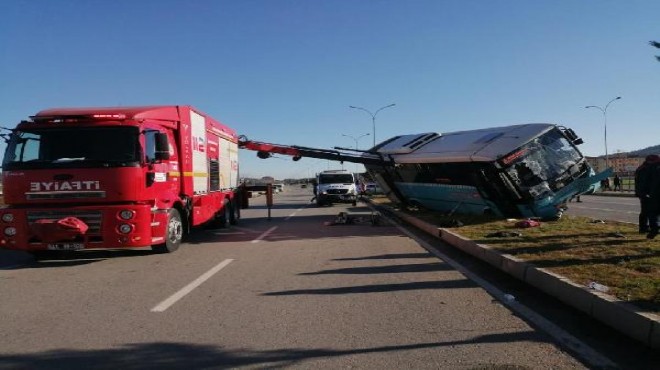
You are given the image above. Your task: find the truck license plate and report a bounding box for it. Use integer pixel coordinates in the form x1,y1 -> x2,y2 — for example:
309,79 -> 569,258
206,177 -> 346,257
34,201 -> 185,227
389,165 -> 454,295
47,243 -> 84,251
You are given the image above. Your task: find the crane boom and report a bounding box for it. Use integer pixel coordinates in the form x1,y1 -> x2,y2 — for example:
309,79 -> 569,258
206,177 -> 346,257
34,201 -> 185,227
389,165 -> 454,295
237,136 -> 391,167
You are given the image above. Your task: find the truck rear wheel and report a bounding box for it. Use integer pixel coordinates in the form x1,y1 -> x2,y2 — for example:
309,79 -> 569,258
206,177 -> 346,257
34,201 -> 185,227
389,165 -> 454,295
218,203 -> 231,228
229,201 -> 240,225
152,208 -> 183,253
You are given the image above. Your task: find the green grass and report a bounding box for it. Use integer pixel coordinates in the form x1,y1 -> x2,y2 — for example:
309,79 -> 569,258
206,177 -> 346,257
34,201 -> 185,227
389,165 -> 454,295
372,197 -> 660,313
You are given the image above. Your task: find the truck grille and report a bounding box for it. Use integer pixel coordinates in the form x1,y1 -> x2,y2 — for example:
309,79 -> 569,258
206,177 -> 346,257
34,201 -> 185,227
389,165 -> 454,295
27,211 -> 103,234
327,189 -> 348,195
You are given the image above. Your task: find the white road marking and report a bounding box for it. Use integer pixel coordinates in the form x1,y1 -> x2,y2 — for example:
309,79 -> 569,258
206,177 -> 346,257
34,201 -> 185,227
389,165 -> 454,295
251,226 -> 278,243
233,226 -> 261,233
370,206 -> 617,369
151,259 -> 234,312
285,206 -> 307,221
211,231 -> 246,235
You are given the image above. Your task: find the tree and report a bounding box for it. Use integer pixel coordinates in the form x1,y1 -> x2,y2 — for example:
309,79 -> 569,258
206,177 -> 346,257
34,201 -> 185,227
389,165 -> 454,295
651,41 -> 660,62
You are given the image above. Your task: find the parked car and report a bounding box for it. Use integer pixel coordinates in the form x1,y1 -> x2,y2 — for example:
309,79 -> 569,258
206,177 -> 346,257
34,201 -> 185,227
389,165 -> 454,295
364,182 -> 383,194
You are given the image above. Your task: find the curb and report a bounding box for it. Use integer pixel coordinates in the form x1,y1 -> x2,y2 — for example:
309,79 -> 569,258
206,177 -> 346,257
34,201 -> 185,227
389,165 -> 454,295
385,205 -> 660,349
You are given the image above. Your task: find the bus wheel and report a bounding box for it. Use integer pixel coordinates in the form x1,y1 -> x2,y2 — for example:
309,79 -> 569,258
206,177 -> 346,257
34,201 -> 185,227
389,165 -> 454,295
153,208 -> 183,253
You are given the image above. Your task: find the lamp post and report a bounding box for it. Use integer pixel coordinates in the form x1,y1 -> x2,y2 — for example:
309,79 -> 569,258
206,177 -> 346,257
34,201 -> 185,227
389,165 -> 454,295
586,96 -> 621,170
342,133 -> 370,173
349,103 -> 395,147
342,133 -> 370,151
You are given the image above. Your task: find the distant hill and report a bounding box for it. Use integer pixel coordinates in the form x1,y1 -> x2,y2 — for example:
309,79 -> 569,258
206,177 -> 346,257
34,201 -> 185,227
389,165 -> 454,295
588,144 -> 660,159
627,144 -> 660,157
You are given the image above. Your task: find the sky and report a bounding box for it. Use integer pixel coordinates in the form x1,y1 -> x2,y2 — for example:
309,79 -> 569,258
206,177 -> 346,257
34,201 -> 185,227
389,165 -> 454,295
1,0 -> 659,179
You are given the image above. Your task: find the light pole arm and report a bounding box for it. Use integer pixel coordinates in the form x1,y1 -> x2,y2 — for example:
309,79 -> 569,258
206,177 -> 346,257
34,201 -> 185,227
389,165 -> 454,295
374,103 -> 396,117
350,104 -> 396,147
585,97 -> 620,171
349,106 -> 375,119
604,96 -> 621,113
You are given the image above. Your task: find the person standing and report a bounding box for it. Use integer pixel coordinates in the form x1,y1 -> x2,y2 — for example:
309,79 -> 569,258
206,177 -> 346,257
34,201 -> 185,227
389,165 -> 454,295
636,155 -> 660,237
635,156 -> 655,233
613,174 -> 621,191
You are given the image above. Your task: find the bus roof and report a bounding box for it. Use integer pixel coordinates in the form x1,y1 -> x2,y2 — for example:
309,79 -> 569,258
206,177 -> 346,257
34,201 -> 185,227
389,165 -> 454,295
378,123 -> 557,163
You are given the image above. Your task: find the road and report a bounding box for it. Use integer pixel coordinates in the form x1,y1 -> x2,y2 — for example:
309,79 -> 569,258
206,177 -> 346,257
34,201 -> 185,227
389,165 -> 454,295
564,194 -> 639,224
0,188 -> 654,369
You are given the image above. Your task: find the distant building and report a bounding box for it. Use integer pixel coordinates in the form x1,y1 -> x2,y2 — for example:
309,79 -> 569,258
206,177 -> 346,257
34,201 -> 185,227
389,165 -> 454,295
586,155 -> 644,175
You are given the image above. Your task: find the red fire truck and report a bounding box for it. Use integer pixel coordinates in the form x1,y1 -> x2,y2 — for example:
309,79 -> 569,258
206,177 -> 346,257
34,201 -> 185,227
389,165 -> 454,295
0,106 -> 241,255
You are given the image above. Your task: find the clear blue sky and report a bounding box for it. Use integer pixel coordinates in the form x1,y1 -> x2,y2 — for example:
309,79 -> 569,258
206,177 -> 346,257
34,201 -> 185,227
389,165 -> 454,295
1,0 -> 659,179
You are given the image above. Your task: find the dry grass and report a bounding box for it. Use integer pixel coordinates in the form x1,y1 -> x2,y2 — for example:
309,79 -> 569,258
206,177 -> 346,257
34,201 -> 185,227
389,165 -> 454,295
370,196 -> 659,313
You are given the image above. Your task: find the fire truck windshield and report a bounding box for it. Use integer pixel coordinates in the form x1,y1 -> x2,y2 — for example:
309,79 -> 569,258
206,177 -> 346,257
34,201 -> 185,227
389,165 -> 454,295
501,129 -> 585,199
2,126 -> 141,170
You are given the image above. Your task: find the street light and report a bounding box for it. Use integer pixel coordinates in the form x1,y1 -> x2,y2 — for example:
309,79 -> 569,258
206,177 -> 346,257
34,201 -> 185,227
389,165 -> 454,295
341,133 -> 370,150
349,103 -> 396,147
585,96 -> 621,170
342,133 -> 370,173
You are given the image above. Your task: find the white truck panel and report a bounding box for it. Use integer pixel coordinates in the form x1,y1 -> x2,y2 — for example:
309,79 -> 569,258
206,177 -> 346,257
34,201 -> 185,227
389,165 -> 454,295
191,110 -> 208,194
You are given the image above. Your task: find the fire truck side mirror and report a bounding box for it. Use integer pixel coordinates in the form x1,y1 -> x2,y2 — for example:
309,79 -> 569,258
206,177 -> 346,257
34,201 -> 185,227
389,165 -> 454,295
154,133 -> 170,160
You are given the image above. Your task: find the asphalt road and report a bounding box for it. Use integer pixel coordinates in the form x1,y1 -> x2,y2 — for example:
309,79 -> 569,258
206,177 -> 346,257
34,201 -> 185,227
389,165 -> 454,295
564,193 -> 639,224
0,189 -> 651,369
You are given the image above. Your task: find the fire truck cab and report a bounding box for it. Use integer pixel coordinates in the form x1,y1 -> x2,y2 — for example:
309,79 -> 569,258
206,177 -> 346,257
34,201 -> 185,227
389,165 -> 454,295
0,106 -> 240,255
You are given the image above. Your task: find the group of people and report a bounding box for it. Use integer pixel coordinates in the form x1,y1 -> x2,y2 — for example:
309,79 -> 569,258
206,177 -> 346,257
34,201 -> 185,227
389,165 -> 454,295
635,154 -> 660,239
600,174 -> 622,191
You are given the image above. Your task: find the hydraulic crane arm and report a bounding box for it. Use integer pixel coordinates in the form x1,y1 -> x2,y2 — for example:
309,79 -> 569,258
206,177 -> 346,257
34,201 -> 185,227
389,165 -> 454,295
237,136 -> 392,167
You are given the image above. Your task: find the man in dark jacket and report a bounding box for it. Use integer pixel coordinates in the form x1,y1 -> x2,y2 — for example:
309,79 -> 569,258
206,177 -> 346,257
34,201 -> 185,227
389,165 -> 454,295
638,155 -> 660,238
635,155 -> 659,234
635,156 -> 655,233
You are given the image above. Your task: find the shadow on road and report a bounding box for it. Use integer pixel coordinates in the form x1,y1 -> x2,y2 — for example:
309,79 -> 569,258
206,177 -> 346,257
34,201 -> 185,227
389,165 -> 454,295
0,333 -> 548,370
298,262 -> 454,275
261,279 -> 476,296
332,252 -> 434,261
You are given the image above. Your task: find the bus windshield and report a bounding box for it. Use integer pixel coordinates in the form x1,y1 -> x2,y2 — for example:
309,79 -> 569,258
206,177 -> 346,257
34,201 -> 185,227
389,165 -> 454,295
2,126 -> 141,170
502,129 -> 584,199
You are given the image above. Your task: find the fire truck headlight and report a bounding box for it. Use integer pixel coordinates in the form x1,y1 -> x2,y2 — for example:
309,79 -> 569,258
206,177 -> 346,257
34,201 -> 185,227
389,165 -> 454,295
118,224 -> 133,234
4,227 -> 17,236
1,214 -> 14,222
118,210 -> 135,220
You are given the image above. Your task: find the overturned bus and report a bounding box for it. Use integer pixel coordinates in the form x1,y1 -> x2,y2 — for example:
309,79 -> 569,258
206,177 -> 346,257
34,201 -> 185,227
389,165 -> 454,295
239,123 -> 611,220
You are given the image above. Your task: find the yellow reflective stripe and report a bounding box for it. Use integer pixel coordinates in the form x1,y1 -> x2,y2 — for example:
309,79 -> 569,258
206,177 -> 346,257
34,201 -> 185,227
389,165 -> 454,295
181,172 -> 208,177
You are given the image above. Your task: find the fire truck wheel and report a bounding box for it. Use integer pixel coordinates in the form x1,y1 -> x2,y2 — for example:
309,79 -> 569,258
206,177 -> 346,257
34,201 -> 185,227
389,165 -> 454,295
219,203 -> 231,228
152,208 -> 183,253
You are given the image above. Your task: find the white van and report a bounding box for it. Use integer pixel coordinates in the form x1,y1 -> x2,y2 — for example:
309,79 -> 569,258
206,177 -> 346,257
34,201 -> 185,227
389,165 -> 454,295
315,170 -> 358,206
